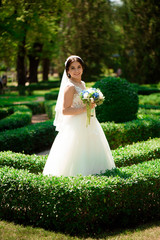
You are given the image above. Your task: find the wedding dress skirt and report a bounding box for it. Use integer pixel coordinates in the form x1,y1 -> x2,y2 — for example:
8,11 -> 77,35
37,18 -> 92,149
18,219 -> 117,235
43,83 -> 115,177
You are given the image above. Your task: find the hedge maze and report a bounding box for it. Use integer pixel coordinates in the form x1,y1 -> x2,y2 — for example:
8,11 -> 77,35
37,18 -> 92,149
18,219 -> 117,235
0,85 -> 160,234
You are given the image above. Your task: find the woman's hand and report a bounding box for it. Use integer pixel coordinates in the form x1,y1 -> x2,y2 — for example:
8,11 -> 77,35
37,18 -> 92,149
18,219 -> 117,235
90,103 -> 96,109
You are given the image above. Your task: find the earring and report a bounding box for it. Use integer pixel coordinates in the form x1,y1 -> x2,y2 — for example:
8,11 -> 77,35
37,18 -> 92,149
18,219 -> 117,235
68,73 -> 71,78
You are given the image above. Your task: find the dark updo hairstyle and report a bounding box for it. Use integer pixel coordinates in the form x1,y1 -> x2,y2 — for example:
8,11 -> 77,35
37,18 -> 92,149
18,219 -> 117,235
65,56 -> 84,78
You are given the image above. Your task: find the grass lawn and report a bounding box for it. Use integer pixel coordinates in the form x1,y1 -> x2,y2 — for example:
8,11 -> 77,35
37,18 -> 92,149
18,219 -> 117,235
0,220 -> 160,240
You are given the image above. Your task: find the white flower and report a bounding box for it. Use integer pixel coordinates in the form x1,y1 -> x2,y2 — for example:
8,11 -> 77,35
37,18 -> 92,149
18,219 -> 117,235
83,92 -> 89,99
90,97 -> 94,103
99,92 -> 104,99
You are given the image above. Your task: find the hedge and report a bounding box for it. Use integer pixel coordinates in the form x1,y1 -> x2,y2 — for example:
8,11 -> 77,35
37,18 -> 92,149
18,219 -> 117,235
0,102 -> 45,115
44,91 -> 59,100
44,100 -> 56,119
93,77 -> 138,123
0,120 -> 57,154
102,117 -> 160,149
0,137 -> 159,174
0,105 -> 32,132
0,116 -> 159,153
9,81 -> 60,92
112,137 -> 160,167
139,93 -> 160,107
0,107 -> 13,120
138,108 -> 160,118
132,83 -> 160,95
0,159 -> 159,233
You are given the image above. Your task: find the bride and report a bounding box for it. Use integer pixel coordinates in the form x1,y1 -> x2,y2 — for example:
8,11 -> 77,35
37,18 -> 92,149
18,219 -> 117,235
43,55 -> 115,176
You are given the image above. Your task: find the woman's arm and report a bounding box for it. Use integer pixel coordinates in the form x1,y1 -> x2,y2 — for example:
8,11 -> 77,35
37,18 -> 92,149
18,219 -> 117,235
62,85 -> 86,115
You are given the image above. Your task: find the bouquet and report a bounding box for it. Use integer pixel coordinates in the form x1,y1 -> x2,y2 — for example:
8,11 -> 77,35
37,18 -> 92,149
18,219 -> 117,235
80,88 -> 105,127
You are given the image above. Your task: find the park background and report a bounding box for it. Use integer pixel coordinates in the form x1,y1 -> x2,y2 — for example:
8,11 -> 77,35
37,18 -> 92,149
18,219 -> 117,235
0,0 -> 160,239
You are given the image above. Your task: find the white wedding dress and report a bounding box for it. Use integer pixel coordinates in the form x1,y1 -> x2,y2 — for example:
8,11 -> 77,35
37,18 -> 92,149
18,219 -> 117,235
43,82 -> 115,177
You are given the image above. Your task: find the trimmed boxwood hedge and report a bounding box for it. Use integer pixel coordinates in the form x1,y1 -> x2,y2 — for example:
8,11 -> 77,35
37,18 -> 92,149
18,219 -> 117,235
139,93 -> 160,107
0,159 -> 159,233
0,107 -> 14,120
0,102 -> 45,115
44,100 -> 56,119
112,137 -> 160,167
0,105 -> 32,131
0,116 -> 159,153
0,138 -> 159,173
44,91 -> 59,100
102,117 -> 160,149
0,120 -> 57,154
93,77 -> 139,123
132,83 -> 160,95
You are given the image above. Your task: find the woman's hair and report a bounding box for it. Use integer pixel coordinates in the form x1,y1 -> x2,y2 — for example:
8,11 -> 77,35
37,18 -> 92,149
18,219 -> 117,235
65,56 -> 84,76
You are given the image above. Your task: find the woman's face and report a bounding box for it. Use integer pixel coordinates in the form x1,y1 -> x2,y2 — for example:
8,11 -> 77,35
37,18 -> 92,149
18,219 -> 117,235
68,61 -> 83,81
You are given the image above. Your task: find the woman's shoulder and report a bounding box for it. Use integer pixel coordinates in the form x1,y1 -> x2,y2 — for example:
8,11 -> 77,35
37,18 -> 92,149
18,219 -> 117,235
64,83 -> 76,93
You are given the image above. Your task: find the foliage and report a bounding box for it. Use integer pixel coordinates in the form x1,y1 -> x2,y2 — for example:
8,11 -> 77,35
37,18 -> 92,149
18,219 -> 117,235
0,112 -> 159,153
0,120 -> 57,154
57,0 -> 117,81
0,137 -> 160,174
0,101 -> 45,115
139,93 -> 160,107
116,0 -> 160,84
0,105 -> 32,131
44,100 -> 56,119
0,159 -> 159,234
93,77 -> 139,123
0,107 -> 13,120
44,91 -> 59,100
112,137 -> 160,168
101,117 -> 160,149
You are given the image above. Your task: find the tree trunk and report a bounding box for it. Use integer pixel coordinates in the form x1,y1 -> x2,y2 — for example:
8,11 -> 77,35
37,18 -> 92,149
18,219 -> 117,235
28,55 -> 39,83
28,42 -> 42,83
17,40 -> 26,86
42,58 -> 50,81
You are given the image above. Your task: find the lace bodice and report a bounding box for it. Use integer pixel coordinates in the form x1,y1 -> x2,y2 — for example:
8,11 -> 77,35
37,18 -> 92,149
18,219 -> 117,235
68,81 -> 86,109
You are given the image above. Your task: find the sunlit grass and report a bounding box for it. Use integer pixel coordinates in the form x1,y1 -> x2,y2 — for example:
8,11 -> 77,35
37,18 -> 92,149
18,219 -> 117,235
0,220 -> 160,240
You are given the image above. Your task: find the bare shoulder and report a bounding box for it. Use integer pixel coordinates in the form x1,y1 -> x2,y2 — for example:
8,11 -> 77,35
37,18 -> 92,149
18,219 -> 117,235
64,84 -> 75,95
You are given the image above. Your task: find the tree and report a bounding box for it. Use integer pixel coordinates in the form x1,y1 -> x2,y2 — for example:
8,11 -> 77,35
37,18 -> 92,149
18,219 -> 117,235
0,0 -> 65,87
116,0 -> 160,84
57,0 -> 117,81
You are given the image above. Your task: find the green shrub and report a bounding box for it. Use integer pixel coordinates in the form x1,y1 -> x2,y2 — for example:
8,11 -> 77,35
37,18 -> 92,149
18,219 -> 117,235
139,93 -> 160,107
0,105 -> 32,131
0,107 -> 13,120
0,159 -> 159,233
15,102 -> 45,114
132,83 -> 160,95
101,117 -> 160,149
0,116 -> 159,153
112,137 -> 160,167
26,81 -> 60,90
0,151 -> 46,174
0,138 -> 160,173
44,100 -> 56,119
45,91 -> 59,100
139,104 -> 160,110
9,81 -> 60,92
138,108 -> 160,119
0,102 -> 45,115
0,120 -> 57,154
93,77 -> 139,123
